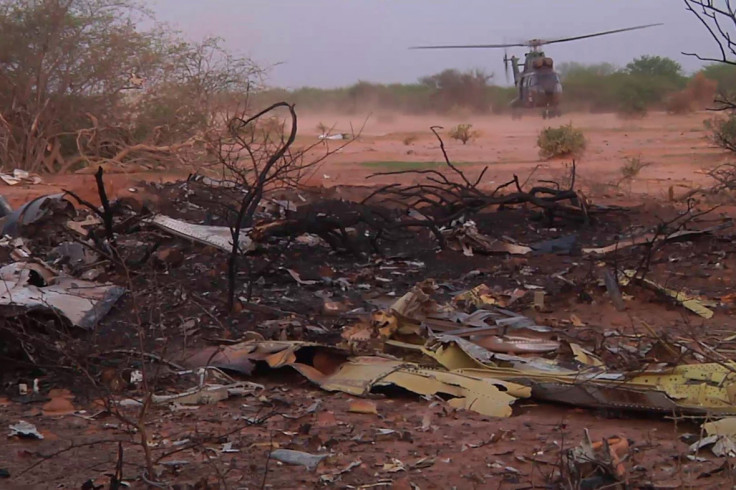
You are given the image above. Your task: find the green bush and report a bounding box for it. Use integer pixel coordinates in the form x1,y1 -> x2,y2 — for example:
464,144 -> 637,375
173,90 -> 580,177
702,63 -> 736,96
449,124 -> 479,145
537,124 -> 586,159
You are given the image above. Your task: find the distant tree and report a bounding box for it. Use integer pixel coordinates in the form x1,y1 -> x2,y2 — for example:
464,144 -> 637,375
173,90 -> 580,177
701,63 -> 736,94
419,68 -> 494,113
558,62 -> 618,79
557,63 -> 623,112
683,0 -> 736,153
625,56 -> 685,84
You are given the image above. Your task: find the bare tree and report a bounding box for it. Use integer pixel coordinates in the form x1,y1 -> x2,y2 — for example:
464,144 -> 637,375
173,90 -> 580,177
683,1 -> 736,110
211,102 -> 358,311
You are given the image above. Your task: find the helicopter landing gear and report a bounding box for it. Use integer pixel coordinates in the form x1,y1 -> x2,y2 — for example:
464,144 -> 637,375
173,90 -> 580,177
542,106 -> 561,119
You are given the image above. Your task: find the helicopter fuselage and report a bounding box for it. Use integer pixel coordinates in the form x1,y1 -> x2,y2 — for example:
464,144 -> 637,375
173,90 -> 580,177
508,51 -> 562,115
513,69 -> 562,108
410,22 -> 661,119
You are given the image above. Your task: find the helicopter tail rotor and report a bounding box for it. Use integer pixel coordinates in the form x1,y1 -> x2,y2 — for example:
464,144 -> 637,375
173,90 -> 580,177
503,51 -> 510,84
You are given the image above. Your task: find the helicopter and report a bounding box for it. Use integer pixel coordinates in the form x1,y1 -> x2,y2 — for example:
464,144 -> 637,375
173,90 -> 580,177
410,23 -> 663,119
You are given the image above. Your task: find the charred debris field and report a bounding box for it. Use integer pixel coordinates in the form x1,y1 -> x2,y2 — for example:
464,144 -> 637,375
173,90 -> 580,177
1,156 -> 736,489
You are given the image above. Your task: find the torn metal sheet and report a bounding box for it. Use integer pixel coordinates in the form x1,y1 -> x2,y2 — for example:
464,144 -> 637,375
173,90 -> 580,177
187,174 -> 238,189
690,434 -> 736,457
443,221 -> 531,256
603,269 -> 626,311
620,270 -> 714,319
8,420 -> 43,439
66,215 -> 102,236
182,341 -> 348,376
297,356 -> 528,418
420,336 -> 736,415
531,234 -> 579,255
389,279 -> 443,320
0,169 -> 42,186
0,262 -> 125,329
419,335 -> 598,375
626,363 -> 736,413
185,340 -> 528,417
471,336 -> 560,354
704,417 -> 736,437
270,449 -> 328,471
389,331 -> 736,415
0,194 -> 74,237
318,133 -> 349,141
452,284 -> 527,310
151,382 -> 262,406
583,225 -> 728,255
145,214 -> 255,253
563,430 -> 628,488
0,237 -> 32,262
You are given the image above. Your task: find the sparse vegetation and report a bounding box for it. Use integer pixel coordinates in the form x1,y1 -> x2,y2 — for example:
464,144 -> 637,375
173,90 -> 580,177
616,90 -> 650,118
620,156 -> 650,181
537,124 -> 586,159
317,122 -> 330,134
448,124 -> 479,145
251,55 -> 721,118
0,0 -> 260,173
706,114 -> 736,153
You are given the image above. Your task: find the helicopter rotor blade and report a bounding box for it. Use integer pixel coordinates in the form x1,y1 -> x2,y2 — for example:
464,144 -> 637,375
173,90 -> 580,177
409,42 -> 526,50
537,23 -> 663,46
409,23 -> 662,51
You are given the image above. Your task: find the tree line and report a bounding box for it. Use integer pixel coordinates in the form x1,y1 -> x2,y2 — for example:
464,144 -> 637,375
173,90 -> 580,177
255,56 -> 732,117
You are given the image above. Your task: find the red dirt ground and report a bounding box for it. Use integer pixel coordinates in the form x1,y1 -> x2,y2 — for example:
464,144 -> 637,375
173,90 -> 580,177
2,110 -> 735,489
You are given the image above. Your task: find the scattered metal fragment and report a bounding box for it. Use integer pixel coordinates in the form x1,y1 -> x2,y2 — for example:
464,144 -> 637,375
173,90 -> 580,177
443,221 -> 532,256
270,449 -> 328,471
0,262 -> 125,329
583,224 -> 729,255
8,420 -> 43,440
185,340 -> 528,417
603,269 -> 626,311
562,430 -> 628,488
0,169 -> 42,186
144,214 -> 255,253
619,269 -> 714,319
151,382 -> 262,406
531,234 -> 579,255
0,193 -> 74,237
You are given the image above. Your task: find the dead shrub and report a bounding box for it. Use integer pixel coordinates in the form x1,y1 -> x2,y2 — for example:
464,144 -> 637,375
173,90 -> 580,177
620,156 -> 650,181
403,135 -> 418,146
537,124 -> 586,159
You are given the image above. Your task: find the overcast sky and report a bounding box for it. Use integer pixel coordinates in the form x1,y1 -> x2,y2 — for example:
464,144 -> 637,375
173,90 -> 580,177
150,0 -> 720,89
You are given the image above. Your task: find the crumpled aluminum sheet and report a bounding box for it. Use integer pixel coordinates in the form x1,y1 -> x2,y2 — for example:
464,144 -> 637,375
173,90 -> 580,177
0,193 -> 74,237
145,214 -> 254,253
0,262 -> 124,329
